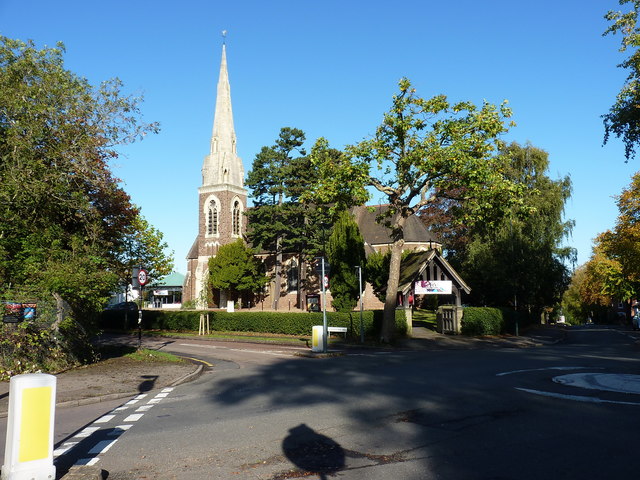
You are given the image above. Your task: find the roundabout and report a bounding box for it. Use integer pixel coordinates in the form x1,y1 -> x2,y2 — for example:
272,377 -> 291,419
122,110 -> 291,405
497,366 -> 640,406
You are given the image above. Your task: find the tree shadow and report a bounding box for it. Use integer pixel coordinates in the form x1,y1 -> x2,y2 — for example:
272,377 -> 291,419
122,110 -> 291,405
282,424 -> 345,479
138,375 -> 158,392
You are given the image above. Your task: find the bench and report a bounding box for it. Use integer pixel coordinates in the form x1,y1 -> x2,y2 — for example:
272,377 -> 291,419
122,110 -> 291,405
327,326 -> 348,338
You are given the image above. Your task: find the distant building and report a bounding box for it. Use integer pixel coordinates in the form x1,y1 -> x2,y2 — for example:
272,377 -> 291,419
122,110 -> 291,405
149,272 -> 185,309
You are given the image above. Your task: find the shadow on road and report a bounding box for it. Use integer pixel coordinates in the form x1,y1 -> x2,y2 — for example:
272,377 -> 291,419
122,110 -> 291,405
282,423 -> 345,479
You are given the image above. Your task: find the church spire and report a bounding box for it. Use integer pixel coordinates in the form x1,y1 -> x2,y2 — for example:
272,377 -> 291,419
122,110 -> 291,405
202,36 -> 244,188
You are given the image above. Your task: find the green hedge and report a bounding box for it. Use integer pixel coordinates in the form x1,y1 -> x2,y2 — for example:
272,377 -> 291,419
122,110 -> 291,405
100,308 -> 407,339
461,307 -> 528,336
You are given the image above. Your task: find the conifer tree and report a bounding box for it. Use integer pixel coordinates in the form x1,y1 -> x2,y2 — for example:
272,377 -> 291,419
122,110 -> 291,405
326,211 -> 366,312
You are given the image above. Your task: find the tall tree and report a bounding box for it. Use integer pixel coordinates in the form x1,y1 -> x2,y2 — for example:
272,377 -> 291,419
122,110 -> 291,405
593,171 -> 640,299
246,127 -> 330,310
0,36 -> 159,325
208,239 -> 268,308
326,210 -> 366,312
116,213 -> 174,289
603,0 -> 640,160
309,78 -> 521,342
459,143 -> 574,314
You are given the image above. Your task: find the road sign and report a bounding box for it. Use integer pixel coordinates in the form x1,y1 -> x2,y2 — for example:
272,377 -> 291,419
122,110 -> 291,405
137,269 -> 148,287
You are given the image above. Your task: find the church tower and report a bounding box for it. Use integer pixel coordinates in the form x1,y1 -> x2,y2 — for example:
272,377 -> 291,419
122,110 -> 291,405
184,40 -> 247,305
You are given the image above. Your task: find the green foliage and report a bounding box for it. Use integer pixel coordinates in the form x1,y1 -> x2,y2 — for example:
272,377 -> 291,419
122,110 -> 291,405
0,36 -> 160,327
246,127 -> 332,309
460,307 -> 528,336
454,143 -> 574,315
603,0 -> 640,160
208,239 -> 268,301
591,171 -> 640,301
116,213 -> 174,286
326,211 -> 366,311
365,251 -> 390,302
0,319 -> 94,380
308,78 -> 520,342
101,309 -> 407,339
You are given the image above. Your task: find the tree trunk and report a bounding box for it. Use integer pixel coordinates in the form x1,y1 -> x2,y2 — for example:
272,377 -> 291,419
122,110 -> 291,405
272,236 -> 282,310
298,253 -> 306,310
381,215 -> 407,343
51,292 -> 67,332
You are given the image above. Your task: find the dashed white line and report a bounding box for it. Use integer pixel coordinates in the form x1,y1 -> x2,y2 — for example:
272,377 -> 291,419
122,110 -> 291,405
123,413 -> 144,422
94,414 -> 116,423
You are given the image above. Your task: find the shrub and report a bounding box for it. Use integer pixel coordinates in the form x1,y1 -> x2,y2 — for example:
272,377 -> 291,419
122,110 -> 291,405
100,308 -> 408,339
461,307 -> 530,336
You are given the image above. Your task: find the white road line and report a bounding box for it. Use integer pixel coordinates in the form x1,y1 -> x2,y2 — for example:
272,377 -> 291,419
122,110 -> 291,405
135,404 -> 154,412
161,387 -> 174,393
124,413 -> 144,422
54,442 -> 78,457
178,343 -> 304,357
88,439 -> 118,455
76,427 -> 100,438
75,457 -> 100,466
516,387 -> 640,405
124,399 -> 140,406
147,398 -> 162,404
496,366 -> 596,377
154,392 -> 169,398
95,414 -> 116,423
134,394 -> 148,400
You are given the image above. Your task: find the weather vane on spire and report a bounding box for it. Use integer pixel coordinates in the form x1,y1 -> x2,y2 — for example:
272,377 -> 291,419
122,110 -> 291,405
222,30 -> 227,45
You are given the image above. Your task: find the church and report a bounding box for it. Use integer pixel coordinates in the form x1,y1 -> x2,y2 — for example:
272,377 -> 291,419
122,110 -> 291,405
182,41 -> 247,307
183,42 -> 470,311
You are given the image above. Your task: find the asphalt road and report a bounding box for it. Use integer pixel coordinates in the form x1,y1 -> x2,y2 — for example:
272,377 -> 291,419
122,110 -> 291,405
56,326 -> 640,479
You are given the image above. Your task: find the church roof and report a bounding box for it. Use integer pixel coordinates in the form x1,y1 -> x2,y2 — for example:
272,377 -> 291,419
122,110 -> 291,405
351,205 -> 440,248
186,237 -> 199,260
397,250 -> 470,295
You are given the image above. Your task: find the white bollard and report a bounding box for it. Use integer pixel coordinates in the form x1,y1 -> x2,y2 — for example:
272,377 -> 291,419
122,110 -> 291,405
311,325 -> 324,353
2,373 -> 56,480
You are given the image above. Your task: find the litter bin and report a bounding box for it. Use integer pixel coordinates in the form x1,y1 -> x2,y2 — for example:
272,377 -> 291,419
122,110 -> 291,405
311,325 -> 324,352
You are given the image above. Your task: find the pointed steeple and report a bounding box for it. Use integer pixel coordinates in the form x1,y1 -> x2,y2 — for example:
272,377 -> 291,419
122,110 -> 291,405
202,42 -> 244,187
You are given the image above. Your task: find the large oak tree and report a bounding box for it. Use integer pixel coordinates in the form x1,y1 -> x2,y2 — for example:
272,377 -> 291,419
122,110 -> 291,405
309,79 -> 523,342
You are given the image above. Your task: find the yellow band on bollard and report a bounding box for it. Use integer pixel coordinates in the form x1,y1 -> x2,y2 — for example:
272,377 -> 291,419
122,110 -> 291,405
19,386 -> 52,463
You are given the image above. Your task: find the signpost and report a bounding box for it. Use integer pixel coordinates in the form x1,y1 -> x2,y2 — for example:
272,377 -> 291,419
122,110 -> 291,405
136,268 -> 148,350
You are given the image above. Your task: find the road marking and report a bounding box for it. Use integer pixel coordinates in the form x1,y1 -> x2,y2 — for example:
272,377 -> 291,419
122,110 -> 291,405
76,427 -> 100,438
178,343 -> 305,357
516,387 -> 640,406
56,388 -> 176,469
95,414 -> 116,423
496,366 -> 596,377
124,413 -> 144,422
88,439 -> 118,455
179,356 -> 214,367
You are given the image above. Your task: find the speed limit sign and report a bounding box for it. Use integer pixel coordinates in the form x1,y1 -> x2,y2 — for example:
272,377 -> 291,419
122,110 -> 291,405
137,269 -> 148,286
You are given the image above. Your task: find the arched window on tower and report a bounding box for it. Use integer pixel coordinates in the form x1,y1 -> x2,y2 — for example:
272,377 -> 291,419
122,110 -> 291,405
232,200 -> 241,236
208,200 -> 218,235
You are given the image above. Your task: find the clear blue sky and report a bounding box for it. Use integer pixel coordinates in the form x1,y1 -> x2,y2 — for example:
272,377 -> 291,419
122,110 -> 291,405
1,0 -> 635,274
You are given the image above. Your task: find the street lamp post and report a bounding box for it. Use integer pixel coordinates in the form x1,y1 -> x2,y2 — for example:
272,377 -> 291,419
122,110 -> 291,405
356,265 -> 364,343
321,257 -> 328,353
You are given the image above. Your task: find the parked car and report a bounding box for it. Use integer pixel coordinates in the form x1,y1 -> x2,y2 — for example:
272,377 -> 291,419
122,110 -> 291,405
105,302 -> 138,311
